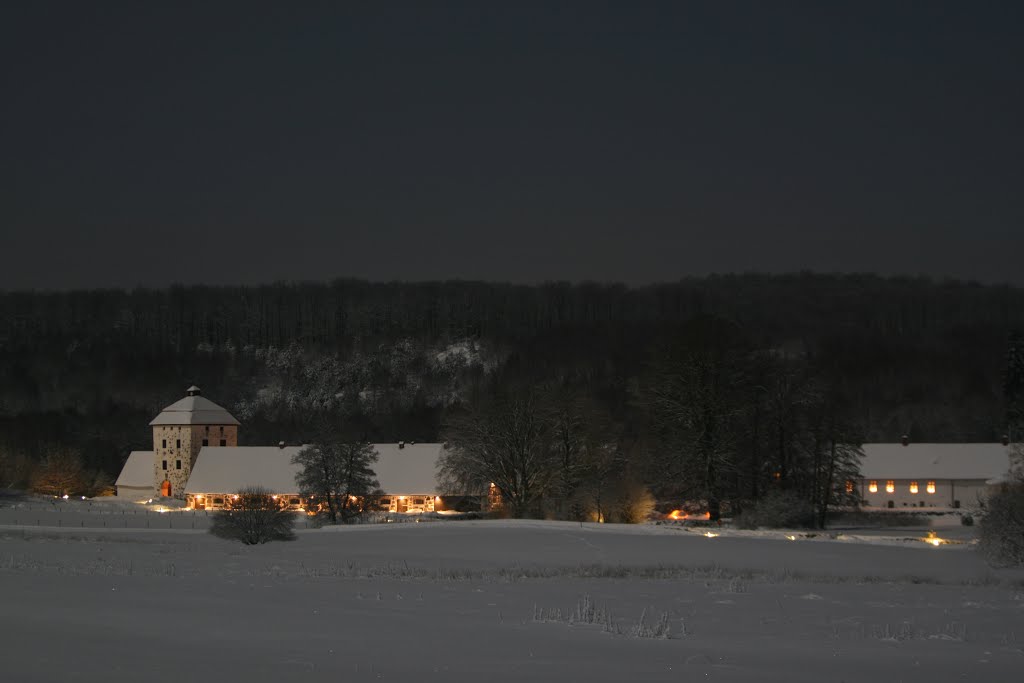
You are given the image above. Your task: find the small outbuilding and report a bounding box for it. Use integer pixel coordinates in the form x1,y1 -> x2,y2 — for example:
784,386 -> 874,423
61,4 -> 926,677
114,450 -> 156,499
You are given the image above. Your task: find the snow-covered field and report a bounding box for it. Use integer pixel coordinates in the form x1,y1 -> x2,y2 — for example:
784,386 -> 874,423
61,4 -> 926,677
2,503 -> 1023,682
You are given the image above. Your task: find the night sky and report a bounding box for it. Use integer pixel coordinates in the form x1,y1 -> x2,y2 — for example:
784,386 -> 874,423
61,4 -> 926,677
2,1 -> 1022,289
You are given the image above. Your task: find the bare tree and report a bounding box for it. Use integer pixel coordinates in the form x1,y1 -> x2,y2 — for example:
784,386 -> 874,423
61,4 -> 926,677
209,486 -> 296,544
30,450 -> 87,497
441,386 -> 553,518
292,441 -> 379,524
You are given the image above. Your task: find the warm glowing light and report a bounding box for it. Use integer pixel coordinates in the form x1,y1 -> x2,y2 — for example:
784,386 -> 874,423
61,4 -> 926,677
786,534 -> 796,541
231,495 -> 238,500
845,480 -> 854,493
272,495 -> 278,500
399,496 -> 406,500
704,532 -> 719,538
668,510 -> 711,521
926,481 -> 936,494
924,531 -> 947,547
909,481 -> 919,494
868,480 -> 878,493
62,494 -> 69,500
349,495 -> 357,502
885,480 -> 895,494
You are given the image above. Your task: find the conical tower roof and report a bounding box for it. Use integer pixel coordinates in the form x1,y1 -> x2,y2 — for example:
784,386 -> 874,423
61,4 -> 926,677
149,387 -> 240,426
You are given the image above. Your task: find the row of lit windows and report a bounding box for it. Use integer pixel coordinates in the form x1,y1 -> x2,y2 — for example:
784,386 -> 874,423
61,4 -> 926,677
865,480 -> 937,494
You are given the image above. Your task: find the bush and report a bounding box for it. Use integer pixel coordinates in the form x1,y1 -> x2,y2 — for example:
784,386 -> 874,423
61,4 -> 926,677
978,484 -> 1024,567
210,487 -> 297,545
734,490 -> 815,529
961,513 -> 974,527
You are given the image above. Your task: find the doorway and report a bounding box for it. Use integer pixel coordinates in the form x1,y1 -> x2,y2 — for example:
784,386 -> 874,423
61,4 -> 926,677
160,479 -> 172,497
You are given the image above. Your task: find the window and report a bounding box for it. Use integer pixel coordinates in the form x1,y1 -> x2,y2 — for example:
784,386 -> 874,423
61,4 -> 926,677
413,498 -> 425,505
289,498 -> 300,505
868,480 -> 878,493
202,439 -> 208,446
162,439 -> 167,448
205,425 -> 210,433
219,439 -> 226,447
220,426 -> 224,435
845,480 -> 854,493
162,460 -> 167,470
176,439 -> 181,448
909,481 -> 919,494
176,460 -> 181,470
885,480 -> 895,493
213,497 -> 224,505
926,481 -> 936,494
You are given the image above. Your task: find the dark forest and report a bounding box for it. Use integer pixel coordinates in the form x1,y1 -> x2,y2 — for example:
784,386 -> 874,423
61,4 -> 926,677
1,273 -> 1022,494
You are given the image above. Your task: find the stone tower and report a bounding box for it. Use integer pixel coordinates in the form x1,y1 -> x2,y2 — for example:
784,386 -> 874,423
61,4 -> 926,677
149,386 -> 239,499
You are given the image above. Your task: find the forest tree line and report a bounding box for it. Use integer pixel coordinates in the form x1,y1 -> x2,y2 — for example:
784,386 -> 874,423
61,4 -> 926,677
1,273 -> 1022,516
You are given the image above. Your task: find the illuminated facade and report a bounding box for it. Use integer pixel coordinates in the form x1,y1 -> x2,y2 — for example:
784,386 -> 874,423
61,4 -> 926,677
856,442 -> 1015,510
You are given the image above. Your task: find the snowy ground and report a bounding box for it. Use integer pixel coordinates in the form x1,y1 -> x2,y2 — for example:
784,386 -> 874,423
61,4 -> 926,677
1,501 -> 1023,682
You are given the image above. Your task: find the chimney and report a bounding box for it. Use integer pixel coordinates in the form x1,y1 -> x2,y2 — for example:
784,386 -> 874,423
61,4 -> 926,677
900,434 -> 909,447
278,441 -> 285,449
1002,434 -> 1010,446
398,441 -> 405,449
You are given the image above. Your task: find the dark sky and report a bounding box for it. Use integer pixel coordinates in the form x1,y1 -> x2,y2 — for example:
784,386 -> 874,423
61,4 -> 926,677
2,1 -> 1022,289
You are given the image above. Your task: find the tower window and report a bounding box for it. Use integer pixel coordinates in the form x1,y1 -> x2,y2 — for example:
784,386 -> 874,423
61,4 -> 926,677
176,439 -> 181,448
162,439 -> 167,448
162,460 -> 167,470
176,460 -> 181,470
220,439 -> 226,447
202,439 -> 208,447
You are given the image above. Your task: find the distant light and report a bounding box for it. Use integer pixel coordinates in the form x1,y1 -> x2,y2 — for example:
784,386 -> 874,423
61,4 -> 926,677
62,494 -> 69,500
704,532 -> 719,538
786,535 -> 796,541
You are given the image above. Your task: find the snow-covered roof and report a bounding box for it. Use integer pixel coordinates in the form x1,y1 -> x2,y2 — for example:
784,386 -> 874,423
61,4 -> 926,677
859,443 -> 1014,480
115,451 -> 153,488
149,389 -> 240,426
186,446 -> 304,494
184,443 -> 450,495
374,443 -> 445,493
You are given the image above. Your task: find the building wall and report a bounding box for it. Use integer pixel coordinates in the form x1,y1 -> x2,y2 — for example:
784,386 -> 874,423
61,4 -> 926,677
152,424 -> 238,498
858,478 -> 992,509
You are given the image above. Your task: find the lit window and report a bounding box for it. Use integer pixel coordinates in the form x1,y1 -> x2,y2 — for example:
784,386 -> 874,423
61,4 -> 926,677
845,480 -> 854,493
885,480 -> 895,493
868,480 -> 878,493
909,481 -> 919,494
926,481 -> 936,494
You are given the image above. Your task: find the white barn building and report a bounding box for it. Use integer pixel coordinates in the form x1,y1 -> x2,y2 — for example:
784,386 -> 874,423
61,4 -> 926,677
856,442 -> 1016,509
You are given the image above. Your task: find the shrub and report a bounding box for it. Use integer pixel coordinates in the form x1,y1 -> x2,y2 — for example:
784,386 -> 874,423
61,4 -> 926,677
961,513 -> 974,527
978,484 -> 1024,567
210,487 -> 297,545
734,490 -> 816,529
609,480 -> 656,524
